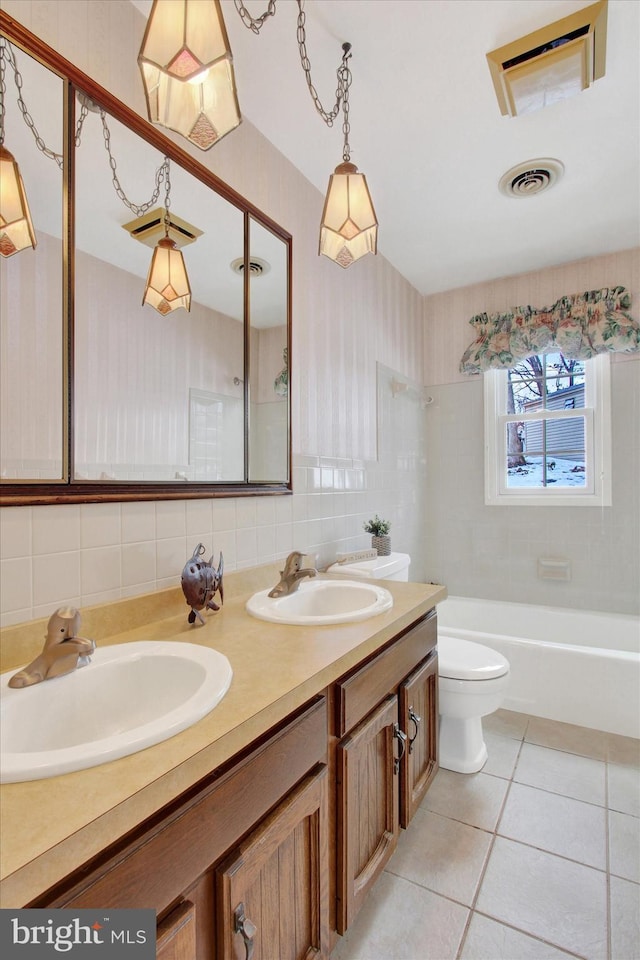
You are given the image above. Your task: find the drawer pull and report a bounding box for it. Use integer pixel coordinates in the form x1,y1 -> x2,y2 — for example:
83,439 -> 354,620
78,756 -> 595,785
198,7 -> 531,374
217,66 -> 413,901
234,902 -> 257,960
393,723 -> 407,774
408,708 -> 422,753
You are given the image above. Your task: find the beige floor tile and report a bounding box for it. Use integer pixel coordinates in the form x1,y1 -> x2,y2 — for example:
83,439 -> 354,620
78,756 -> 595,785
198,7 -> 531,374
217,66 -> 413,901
329,872 -> 468,960
483,708 -> 530,741
476,837 -> 608,960
608,762 -> 640,817
498,782 -> 606,869
607,733 -> 640,767
525,717 -> 609,760
388,809 -> 492,906
610,876 -> 640,960
514,742 -> 606,806
609,810 -> 640,883
482,731 -> 522,780
422,768 -> 509,831
460,913 -> 578,960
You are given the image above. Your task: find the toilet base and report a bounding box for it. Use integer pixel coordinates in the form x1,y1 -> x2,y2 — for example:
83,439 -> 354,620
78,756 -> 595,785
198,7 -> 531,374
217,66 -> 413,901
439,714 -> 488,774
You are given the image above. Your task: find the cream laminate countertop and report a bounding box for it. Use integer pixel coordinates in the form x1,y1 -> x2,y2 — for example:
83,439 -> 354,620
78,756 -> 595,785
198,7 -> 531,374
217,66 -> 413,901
0,562 -> 446,907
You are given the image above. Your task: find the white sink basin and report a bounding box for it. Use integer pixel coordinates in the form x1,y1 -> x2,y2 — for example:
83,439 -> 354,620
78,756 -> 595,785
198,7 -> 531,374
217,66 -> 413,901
246,578 -> 393,626
0,641 -> 232,783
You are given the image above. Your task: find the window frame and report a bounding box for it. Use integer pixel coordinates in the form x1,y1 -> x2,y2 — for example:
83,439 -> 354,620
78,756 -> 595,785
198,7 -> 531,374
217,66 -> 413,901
484,353 -> 612,506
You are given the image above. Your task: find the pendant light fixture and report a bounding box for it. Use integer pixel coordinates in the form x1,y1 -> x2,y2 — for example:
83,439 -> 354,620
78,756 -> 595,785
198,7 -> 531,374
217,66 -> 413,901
138,0 -> 241,151
142,159 -> 192,315
0,40 -> 38,257
139,0 -> 378,268
0,145 -> 37,258
317,44 -> 378,269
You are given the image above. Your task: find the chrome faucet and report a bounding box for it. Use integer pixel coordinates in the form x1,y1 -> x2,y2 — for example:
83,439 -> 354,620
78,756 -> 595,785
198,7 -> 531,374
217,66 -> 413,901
268,551 -> 317,598
8,607 -> 95,689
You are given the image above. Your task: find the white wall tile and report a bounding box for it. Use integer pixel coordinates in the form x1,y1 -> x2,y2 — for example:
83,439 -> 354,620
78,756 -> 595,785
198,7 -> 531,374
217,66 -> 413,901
121,501 -> 156,544
121,541 -> 156,588
0,507 -> 32,559
155,501 -> 186,540
32,551 -> 81,608
0,556 -> 32,617
81,545 -> 121,596
32,504 -> 81,556
80,502 -> 121,548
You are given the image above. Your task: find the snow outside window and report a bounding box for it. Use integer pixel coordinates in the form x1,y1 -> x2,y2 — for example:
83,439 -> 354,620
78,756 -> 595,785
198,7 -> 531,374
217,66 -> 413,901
484,352 -> 611,506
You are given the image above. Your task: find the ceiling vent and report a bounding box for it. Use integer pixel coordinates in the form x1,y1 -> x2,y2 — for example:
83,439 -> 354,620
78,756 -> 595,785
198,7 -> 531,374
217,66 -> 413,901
230,257 -> 270,277
122,208 -> 203,249
499,159 -> 565,199
486,0 -> 607,117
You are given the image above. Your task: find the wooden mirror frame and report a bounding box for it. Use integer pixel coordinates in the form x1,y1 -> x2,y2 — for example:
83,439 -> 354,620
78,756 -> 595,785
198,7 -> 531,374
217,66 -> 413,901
0,12 -> 292,505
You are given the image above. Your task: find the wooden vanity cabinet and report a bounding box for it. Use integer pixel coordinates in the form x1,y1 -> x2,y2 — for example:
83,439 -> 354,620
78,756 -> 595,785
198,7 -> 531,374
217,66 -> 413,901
333,610 -> 438,934
32,697 -> 328,960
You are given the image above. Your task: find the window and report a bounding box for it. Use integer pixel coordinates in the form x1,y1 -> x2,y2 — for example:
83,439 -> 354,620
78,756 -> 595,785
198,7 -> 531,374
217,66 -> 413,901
484,352 -> 611,506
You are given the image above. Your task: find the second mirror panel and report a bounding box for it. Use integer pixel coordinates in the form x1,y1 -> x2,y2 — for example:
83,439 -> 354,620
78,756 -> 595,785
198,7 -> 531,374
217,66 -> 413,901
73,97 -> 245,483
248,219 -> 289,483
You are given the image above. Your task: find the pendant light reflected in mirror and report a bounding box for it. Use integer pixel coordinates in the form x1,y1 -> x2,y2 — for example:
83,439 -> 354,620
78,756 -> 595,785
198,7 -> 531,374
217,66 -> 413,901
0,145 -> 37,257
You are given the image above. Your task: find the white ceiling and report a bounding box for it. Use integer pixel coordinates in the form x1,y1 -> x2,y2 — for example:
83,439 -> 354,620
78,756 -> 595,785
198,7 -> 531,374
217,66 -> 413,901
114,2 -> 638,297
130,0 -> 639,297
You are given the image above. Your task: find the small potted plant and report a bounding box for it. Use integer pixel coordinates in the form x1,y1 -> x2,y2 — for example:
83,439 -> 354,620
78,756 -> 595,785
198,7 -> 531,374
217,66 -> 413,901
363,515 -> 391,556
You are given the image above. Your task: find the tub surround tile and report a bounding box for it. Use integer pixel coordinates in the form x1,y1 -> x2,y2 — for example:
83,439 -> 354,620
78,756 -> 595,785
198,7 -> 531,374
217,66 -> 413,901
609,876 -> 640,960
498,783 -> 607,870
514,742 -> 606,807
460,913 -> 579,960
608,810 -> 640,883
475,837 -> 607,960
422,769 -> 509,832
329,872 -> 469,960
525,717 -> 609,761
388,809 -> 492,906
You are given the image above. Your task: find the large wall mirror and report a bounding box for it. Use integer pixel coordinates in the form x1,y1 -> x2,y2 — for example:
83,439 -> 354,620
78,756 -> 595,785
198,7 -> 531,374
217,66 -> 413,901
0,14 -> 291,503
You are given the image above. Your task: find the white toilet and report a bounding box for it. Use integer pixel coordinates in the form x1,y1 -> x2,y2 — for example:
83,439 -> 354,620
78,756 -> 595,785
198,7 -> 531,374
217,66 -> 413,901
327,552 -> 510,775
437,634 -> 510,774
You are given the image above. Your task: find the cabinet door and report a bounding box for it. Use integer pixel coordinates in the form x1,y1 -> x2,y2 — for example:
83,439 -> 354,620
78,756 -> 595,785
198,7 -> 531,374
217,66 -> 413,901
216,765 -> 328,960
399,651 -> 439,829
336,695 -> 402,935
157,900 -> 197,960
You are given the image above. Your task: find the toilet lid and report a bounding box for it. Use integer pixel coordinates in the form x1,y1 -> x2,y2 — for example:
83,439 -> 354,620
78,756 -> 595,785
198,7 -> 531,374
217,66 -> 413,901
438,634 -> 510,681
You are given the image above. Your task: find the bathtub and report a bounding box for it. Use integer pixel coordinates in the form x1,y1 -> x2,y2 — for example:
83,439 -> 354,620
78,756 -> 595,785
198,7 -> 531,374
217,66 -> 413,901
436,596 -> 640,739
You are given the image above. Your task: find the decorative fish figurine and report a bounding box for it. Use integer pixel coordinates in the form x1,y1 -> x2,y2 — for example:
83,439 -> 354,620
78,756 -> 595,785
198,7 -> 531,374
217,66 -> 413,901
181,543 -> 224,625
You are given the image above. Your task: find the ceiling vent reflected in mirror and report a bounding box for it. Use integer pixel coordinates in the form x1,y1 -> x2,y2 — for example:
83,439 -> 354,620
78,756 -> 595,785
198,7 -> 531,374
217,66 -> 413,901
486,0 -> 608,117
230,256 -> 270,277
123,207 -> 203,249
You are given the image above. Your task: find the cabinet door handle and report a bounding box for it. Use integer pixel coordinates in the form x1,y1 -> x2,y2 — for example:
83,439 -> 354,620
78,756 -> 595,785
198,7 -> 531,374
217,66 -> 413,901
393,723 -> 407,774
234,902 -> 257,960
408,707 -> 422,754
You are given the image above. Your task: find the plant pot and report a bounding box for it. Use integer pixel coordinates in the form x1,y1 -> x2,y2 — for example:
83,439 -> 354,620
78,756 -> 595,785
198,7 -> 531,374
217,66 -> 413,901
372,535 -> 391,556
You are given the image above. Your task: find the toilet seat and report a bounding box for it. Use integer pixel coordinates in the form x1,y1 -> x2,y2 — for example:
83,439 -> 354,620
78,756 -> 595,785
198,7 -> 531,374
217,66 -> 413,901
438,634 -> 509,681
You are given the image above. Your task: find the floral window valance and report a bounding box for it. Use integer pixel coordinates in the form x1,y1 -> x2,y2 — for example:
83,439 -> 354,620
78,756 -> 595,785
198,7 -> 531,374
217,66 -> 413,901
459,286 -> 640,375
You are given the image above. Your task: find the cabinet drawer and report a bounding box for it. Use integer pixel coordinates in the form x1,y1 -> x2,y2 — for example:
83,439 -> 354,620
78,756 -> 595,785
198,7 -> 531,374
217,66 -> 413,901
334,611 -> 436,737
38,696 -> 327,913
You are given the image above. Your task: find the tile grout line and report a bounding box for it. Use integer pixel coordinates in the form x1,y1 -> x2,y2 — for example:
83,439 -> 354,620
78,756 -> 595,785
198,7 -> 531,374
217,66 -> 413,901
605,753 -> 612,960
454,722 -> 528,960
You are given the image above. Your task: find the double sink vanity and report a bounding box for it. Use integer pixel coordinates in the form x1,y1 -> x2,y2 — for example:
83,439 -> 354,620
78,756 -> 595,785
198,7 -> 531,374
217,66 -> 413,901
0,562 -> 445,958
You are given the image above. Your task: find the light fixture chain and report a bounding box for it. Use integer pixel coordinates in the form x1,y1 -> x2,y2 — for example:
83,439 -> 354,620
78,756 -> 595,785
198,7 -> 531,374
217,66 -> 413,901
295,1 -> 351,128
234,0 -> 277,35
98,107 -> 167,217
0,39 -> 63,168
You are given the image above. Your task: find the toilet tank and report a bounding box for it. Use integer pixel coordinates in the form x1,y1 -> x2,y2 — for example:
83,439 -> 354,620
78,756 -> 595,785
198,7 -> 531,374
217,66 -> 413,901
326,552 -> 411,582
